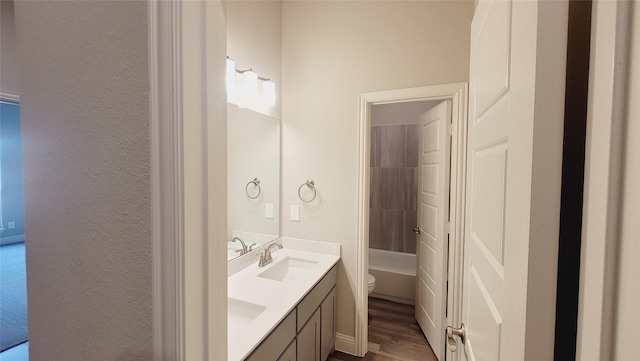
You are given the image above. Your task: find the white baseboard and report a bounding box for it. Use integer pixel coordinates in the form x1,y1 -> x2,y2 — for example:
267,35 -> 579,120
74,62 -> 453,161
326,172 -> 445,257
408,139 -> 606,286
0,234 -> 25,246
335,333 -> 357,355
0,91 -> 20,103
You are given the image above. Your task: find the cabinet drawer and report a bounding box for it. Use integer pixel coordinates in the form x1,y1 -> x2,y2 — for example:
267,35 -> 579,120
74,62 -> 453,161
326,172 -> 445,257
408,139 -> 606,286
297,265 -> 337,331
246,310 -> 296,361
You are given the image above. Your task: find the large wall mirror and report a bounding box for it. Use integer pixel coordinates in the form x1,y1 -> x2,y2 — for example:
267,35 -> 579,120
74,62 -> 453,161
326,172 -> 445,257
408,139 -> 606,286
227,104 -> 280,261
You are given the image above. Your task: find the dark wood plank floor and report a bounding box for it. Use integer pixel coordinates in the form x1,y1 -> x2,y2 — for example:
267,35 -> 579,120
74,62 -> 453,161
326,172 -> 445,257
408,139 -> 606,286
328,297 -> 438,361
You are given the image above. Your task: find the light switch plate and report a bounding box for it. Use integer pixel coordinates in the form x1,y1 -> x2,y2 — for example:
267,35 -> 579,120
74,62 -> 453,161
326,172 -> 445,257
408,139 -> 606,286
265,203 -> 274,219
290,205 -> 300,222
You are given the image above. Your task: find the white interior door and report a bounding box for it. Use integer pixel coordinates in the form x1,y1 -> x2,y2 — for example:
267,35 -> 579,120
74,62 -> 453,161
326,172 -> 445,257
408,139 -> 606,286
458,0 -> 567,360
461,2 -> 513,358
415,100 -> 450,361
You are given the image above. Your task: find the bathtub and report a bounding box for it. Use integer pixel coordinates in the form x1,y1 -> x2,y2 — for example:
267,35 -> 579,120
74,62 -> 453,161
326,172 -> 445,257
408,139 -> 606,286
368,248 -> 416,305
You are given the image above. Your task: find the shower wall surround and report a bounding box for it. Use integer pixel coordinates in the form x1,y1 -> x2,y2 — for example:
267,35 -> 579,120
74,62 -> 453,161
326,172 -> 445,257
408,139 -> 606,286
369,124 -> 418,254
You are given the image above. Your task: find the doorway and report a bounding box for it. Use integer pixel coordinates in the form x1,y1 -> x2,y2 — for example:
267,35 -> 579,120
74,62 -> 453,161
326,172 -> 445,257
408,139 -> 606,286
367,100 -> 439,303
356,83 -> 468,358
367,99 -> 446,358
0,99 -> 28,360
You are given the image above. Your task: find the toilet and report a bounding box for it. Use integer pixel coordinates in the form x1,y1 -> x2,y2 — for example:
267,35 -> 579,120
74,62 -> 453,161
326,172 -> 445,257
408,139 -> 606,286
367,273 -> 376,295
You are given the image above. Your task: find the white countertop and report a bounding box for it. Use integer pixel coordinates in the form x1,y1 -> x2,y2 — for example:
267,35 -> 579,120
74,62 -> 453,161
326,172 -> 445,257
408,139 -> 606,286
227,238 -> 340,361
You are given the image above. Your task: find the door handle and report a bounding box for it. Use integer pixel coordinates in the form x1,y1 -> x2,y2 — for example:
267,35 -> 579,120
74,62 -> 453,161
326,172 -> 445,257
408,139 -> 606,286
412,227 -> 421,234
446,324 -> 466,352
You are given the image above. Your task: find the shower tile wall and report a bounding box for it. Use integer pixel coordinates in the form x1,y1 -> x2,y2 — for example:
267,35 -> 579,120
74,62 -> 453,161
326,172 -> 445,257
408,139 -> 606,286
370,124 -> 418,254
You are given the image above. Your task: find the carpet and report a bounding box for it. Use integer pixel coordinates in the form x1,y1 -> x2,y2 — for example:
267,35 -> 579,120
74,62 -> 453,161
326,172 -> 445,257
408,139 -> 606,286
0,242 -> 28,352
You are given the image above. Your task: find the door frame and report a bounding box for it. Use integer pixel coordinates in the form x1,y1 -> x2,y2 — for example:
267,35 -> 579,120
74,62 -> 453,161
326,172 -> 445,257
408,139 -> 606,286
577,1 -> 635,359
149,1 -> 227,360
356,83 -> 468,357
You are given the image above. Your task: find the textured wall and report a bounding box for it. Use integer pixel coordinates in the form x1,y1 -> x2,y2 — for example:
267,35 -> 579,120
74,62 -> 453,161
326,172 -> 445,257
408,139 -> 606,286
13,1 -> 152,359
0,102 -> 25,241
0,0 -> 20,96
369,124 -> 418,254
282,0 -> 474,343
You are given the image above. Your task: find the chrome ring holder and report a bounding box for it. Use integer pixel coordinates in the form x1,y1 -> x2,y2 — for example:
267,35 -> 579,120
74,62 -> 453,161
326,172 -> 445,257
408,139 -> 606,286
245,178 -> 261,199
298,180 -> 317,202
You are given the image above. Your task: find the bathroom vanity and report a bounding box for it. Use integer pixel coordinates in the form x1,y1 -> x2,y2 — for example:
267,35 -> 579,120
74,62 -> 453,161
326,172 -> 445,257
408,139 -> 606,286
228,238 -> 340,361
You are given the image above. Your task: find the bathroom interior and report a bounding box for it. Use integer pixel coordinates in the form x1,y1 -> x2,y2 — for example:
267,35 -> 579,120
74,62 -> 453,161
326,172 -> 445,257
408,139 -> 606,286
0,0 -> 474,360
226,85 -> 444,358
367,101 -> 440,305
4,1 -> 638,360
223,0 -> 471,359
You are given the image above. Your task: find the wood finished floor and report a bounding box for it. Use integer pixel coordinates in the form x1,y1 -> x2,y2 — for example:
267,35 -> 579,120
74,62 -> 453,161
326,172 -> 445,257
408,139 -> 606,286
328,297 -> 438,361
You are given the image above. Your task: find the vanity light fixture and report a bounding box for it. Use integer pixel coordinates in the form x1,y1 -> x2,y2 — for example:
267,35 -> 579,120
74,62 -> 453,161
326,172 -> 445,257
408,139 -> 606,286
262,80 -> 275,106
243,70 -> 258,100
226,57 -> 275,107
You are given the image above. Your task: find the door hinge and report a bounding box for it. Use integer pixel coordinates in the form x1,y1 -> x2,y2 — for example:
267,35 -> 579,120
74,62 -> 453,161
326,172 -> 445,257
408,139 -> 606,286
446,121 -> 453,136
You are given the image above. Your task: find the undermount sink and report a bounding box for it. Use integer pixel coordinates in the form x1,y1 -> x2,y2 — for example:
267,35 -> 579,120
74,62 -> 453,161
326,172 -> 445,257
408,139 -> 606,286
257,257 -> 318,283
228,298 -> 267,329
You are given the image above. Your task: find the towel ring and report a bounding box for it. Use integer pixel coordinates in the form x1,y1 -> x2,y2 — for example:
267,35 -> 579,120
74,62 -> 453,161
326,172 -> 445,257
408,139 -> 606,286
298,180 -> 317,202
246,178 -> 261,199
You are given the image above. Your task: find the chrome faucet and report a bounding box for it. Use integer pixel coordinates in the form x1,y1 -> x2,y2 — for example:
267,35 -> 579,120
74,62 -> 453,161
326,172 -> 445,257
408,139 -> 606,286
231,237 -> 255,255
258,243 -> 283,267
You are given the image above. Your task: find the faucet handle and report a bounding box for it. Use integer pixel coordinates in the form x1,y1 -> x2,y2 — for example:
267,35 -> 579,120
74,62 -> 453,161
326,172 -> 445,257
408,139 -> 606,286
258,248 -> 276,267
248,243 -> 256,251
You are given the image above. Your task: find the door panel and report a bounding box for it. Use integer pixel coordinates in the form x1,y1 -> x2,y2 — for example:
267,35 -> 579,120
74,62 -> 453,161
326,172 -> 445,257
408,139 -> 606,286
297,309 -> 320,361
475,0 -> 511,117
416,100 -> 451,361
470,141 -> 507,266
461,0 -> 567,360
467,267 -> 502,361
463,1 -> 511,360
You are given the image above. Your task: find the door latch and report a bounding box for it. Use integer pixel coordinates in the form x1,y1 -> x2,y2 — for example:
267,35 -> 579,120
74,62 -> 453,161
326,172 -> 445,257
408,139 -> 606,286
446,324 -> 466,352
412,227 -> 421,234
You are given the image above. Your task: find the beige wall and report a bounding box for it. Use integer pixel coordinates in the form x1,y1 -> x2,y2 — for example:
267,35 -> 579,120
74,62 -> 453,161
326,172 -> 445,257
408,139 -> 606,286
225,0 -> 282,119
281,0 -> 473,343
13,1 -> 152,359
1,0 -> 19,95
370,101 -> 438,126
